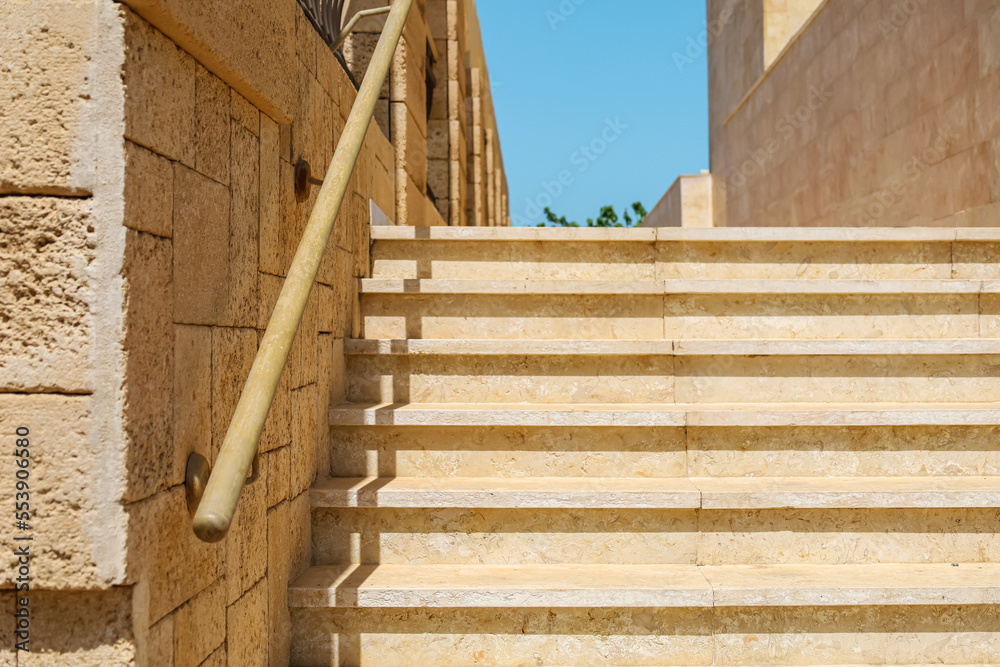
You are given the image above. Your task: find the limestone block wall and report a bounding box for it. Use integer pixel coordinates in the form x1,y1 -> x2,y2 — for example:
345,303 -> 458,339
644,173 -> 715,228
0,0 -> 449,663
343,0 -> 509,226
708,0 -> 1000,228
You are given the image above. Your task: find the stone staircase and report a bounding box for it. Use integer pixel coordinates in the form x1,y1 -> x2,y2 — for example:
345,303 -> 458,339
289,226 -> 1000,666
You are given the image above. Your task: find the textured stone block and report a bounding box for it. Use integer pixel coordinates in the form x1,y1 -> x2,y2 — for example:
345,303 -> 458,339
144,613 -> 173,667
172,578 -> 226,667
427,119 -> 449,160
225,460 -> 267,606
22,590 -> 135,666
194,65 -> 231,185
294,5 -> 318,75
428,159 -> 449,221
231,89 -> 260,136
123,10 -> 196,166
173,325 -> 212,487
122,230 -> 174,502
211,327 -> 258,461
290,384 -> 320,498
228,124 -> 261,327
390,36 -> 427,136
397,170 -> 427,226
259,115 -> 282,276
172,164 -> 231,326
127,486 -> 220,623
119,0 -> 297,121
125,141 -> 174,237
263,446 -> 291,508
226,578 -> 268,667
0,395 -> 107,589
392,103 -> 428,190
0,0 -> 99,194
0,197 -> 92,392
201,647 -> 226,667
343,32 -> 390,98
267,502 -> 292,667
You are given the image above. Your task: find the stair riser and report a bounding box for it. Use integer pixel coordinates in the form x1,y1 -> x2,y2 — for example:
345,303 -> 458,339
345,354 -> 1000,404
311,507 -> 1000,567
329,426 -> 689,479
370,240 -> 979,281
362,293 -> 984,340
291,604 -> 1000,667
329,425 -> 1000,479
346,354 -> 676,404
312,508 -> 698,566
690,425 -> 1000,478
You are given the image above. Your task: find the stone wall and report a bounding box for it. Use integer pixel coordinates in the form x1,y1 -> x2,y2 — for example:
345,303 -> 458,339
708,0 -> 1000,227
343,0 -> 510,226
0,0 -> 505,663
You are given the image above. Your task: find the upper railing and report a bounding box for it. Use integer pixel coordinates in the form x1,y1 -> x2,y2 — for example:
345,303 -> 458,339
186,0 -> 415,543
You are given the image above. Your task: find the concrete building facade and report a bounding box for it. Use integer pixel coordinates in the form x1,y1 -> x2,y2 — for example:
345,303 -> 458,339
649,0 -> 1000,228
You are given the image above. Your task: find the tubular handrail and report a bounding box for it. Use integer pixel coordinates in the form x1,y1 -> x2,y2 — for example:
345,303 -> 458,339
190,0 -> 415,543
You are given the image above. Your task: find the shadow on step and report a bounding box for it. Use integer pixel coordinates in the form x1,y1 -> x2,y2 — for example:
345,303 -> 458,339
290,603 -> 1000,666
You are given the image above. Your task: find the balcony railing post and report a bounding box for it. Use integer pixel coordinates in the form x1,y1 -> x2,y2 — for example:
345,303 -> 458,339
190,0 -> 415,543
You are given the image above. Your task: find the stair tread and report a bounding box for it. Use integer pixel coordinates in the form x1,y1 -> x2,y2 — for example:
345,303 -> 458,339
310,476 -> 702,508
696,476 -> 1000,508
330,402 -> 1000,426
361,278 -> 989,294
310,476 -> 1000,509
346,338 -> 1000,356
370,226 -> 978,242
289,563 -> 1000,609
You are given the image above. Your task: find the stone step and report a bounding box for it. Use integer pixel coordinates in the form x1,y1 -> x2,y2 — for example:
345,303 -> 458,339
289,562 -> 1000,609
291,598 -> 1000,667
328,403 -> 1000,480
360,279 -> 995,340
344,343 -> 1000,404
362,278 -> 992,294
346,338 -> 1000,356
330,402 -> 1000,427
369,226 -> 1000,281
310,476 -> 1000,510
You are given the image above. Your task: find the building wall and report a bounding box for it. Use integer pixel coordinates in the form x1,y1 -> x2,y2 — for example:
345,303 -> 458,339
343,0 -> 510,226
0,0 -> 506,664
708,0 -> 1000,227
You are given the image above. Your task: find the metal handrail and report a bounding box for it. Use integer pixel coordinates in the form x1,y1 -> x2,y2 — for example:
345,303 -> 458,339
189,0 -> 415,543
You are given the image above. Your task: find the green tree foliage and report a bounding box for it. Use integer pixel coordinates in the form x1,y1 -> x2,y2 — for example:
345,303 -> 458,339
539,202 -> 648,228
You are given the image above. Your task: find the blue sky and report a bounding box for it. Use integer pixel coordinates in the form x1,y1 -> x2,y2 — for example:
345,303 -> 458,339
477,1 -> 710,226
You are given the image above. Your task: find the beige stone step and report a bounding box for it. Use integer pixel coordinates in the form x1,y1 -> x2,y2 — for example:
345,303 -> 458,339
369,225 -> 1000,282
347,338 -> 1000,356
289,563 -> 712,608
289,562 -> 1000,609
310,476 -> 701,509
362,278 -> 989,294
345,345 -> 1000,404
329,405 -> 1000,479
696,476 -> 1000,508
311,476 -> 1000,510
330,402 -> 1000,427
361,280 -> 991,340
